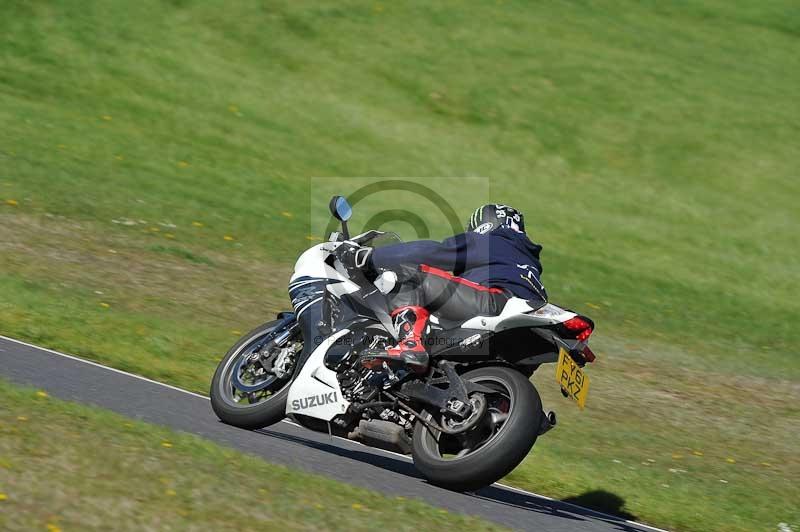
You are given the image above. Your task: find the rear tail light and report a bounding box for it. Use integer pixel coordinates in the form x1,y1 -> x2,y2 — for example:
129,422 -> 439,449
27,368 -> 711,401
563,316 -> 593,342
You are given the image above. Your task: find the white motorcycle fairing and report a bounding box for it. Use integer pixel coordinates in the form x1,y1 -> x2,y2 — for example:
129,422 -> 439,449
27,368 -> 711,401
285,241 -> 577,423
285,328 -> 351,421
460,300 -> 577,332
289,243 -> 347,285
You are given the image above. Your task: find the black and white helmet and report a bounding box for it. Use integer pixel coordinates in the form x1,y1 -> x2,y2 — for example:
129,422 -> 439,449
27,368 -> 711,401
466,204 -> 526,234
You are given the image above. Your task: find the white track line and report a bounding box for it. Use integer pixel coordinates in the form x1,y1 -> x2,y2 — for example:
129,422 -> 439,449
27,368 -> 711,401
0,335 -> 209,400
0,334 -> 668,532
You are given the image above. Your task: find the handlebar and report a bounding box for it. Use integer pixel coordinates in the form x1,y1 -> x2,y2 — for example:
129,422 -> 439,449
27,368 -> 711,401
329,229 -> 394,246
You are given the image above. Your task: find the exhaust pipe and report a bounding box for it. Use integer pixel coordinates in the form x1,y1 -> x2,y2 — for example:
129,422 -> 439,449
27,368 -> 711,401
348,419 -> 412,454
539,410 -> 557,435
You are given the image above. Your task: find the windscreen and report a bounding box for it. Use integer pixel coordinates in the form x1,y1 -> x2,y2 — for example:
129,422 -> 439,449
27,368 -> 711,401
369,232 -> 403,248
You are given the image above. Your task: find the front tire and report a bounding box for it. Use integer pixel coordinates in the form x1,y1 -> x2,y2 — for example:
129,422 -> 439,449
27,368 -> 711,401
411,365 -> 542,492
210,320 -> 300,430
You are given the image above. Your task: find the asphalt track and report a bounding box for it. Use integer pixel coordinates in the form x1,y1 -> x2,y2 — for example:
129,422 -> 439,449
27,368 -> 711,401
0,335 -> 667,532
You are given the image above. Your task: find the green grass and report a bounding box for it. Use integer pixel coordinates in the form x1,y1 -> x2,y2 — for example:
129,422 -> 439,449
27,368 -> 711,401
0,380 -> 503,531
1,1 -> 798,531
148,244 -> 215,266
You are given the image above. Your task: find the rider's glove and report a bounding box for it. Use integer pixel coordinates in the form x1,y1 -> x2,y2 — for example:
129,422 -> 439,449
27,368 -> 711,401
339,243 -> 374,274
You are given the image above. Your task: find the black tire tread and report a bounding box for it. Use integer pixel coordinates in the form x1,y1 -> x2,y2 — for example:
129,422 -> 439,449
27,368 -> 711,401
411,366 -> 542,492
209,320 -> 296,430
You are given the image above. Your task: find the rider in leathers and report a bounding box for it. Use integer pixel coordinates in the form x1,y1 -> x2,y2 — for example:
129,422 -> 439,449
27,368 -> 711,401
341,204 -> 547,374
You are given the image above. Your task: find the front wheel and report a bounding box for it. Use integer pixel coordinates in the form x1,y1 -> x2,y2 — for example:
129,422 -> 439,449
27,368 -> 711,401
210,319 -> 301,430
411,365 -> 542,492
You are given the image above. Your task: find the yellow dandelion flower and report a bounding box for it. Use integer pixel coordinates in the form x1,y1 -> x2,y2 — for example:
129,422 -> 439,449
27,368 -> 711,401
100,302 -> 110,308
47,524 -> 62,532
280,211 -> 293,218
4,199 -> 18,206
224,235 -> 235,241
16,416 -> 27,421
671,453 -> 682,459
177,161 -> 190,168
0,493 -> 7,501
164,233 -> 175,239
692,450 -> 703,456
161,442 -> 173,448
351,503 -> 363,510
102,115 -> 112,121
192,221 -> 204,227
726,457 -> 736,464
36,391 -> 48,398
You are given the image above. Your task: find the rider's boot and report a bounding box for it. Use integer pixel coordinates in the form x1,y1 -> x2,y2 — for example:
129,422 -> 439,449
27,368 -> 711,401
360,306 -> 430,376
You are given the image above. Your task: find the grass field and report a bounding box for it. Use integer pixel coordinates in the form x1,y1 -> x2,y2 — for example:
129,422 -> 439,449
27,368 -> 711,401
1,1 -> 798,531
0,380 -> 503,531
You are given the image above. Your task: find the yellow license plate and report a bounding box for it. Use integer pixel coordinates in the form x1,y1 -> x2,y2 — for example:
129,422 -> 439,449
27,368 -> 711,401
555,347 -> 590,409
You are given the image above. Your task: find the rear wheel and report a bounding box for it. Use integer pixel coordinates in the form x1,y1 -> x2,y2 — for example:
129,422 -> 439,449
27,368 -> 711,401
411,365 -> 542,491
210,320 -> 301,430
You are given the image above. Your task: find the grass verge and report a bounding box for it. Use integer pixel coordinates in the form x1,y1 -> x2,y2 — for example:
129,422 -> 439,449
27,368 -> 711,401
0,379 -> 504,531
1,1 -> 799,530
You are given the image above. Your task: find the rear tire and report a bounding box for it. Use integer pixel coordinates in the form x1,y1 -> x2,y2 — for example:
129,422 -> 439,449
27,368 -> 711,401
411,365 -> 542,492
210,320 -> 299,430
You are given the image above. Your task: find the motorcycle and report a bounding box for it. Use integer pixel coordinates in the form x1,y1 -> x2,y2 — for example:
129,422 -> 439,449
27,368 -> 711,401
210,195 -> 596,491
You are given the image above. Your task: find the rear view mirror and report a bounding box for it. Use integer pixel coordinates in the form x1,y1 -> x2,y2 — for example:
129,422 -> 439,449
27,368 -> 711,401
329,196 -> 352,222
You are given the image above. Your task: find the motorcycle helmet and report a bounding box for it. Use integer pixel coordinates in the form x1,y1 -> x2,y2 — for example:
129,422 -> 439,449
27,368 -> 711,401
466,204 -> 526,234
